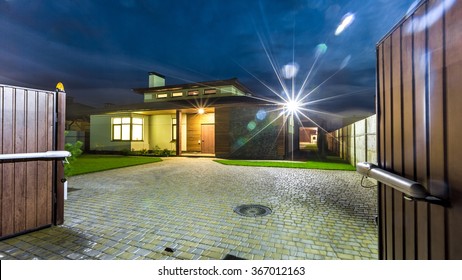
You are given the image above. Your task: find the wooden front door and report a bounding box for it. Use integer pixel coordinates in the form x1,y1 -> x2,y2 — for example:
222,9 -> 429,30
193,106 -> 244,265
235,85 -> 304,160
201,124 -> 215,154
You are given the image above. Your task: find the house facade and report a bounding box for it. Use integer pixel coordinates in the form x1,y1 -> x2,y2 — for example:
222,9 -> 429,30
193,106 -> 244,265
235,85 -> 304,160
90,73 -> 289,159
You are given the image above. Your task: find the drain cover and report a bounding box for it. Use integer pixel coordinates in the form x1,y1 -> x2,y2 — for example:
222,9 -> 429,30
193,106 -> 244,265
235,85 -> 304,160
234,204 -> 272,217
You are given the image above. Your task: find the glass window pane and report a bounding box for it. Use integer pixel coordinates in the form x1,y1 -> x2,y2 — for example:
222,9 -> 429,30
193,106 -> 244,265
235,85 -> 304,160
113,118 -> 121,124
122,117 -> 131,124
204,89 -> 217,95
113,125 -> 121,140
132,125 -> 143,140
132,117 -> 143,124
121,124 -> 130,140
172,124 -> 177,140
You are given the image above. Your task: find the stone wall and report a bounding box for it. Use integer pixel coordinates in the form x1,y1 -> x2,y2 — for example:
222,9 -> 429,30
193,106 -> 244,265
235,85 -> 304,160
215,105 -> 285,159
327,114 -> 377,166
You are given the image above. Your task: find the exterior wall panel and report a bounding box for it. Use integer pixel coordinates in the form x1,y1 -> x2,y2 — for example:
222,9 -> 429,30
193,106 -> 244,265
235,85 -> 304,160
446,0 -> 462,259
377,0 -> 462,259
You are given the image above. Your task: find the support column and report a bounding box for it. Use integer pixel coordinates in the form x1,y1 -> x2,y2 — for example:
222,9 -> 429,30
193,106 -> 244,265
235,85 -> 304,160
176,110 -> 182,156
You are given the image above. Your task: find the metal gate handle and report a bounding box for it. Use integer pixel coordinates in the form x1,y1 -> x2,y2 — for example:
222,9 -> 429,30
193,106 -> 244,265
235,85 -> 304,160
0,151 -> 71,161
357,162 -> 447,206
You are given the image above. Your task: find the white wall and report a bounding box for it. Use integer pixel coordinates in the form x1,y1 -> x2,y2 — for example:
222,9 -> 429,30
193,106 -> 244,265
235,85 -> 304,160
149,114 -> 176,150
90,114 -> 150,152
90,115 -> 130,151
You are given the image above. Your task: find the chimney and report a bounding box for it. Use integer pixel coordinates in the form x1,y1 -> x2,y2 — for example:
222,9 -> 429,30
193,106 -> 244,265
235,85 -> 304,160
148,72 -> 165,88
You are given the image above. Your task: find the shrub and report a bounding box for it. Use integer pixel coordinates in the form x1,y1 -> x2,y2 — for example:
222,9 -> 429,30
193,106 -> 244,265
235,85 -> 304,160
64,141 -> 83,177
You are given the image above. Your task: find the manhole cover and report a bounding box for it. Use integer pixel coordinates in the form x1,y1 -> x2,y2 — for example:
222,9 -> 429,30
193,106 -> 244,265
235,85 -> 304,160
234,204 -> 272,217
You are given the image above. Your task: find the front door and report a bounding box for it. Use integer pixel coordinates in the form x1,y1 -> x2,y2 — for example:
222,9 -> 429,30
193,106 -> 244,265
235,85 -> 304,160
201,124 -> 215,154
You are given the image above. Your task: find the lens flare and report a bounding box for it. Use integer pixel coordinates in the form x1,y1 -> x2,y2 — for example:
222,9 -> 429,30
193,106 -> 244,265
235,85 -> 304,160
247,121 -> 257,131
315,43 -> 328,57
405,0 -> 456,34
256,109 -> 267,121
335,13 -> 355,36
281,62 -> 299,79
340,55 -> 351,70
285,99 -> 301,115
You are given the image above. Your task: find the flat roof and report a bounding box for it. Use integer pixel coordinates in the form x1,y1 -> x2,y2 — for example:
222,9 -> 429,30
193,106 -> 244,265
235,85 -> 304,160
133,78 -> 252,95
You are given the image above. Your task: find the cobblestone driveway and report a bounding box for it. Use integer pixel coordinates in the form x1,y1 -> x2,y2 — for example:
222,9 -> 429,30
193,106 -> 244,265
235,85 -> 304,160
0,157 -> 378,260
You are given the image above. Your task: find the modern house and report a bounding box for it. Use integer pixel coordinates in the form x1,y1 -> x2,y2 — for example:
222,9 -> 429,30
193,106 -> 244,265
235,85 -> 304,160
90,73 -> 291,159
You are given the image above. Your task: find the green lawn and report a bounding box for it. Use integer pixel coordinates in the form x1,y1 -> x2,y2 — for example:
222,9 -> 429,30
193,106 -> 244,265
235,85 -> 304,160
66,154 -> 162,177
214,156 -> 355,171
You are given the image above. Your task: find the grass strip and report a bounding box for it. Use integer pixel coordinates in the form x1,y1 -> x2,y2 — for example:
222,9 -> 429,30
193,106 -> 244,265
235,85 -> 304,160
214,157 -> 355,171
67,154 -> 162,176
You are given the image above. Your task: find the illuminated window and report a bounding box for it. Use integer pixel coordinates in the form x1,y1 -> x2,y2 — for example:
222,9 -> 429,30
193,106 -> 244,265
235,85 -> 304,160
132,118 -> 143,140
157,93 -> 168,99
204,88 -> 217,95
187,90 -> 199,96
112,117 -> 143,141
172,92 -> 183,97
172,118 -> 177,141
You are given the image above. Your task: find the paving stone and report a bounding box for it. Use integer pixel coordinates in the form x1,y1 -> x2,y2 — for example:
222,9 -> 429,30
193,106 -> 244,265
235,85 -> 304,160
0,158 -> 377,260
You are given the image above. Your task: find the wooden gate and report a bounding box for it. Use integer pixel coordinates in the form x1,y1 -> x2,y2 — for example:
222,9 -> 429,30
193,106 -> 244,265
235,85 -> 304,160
376,0 -> 462,259
0,84 -> 66,239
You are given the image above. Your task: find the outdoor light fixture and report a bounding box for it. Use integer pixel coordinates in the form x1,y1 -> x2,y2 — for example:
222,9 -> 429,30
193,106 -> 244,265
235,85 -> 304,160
198,108 -> 205,114
357,162 -> 447,206
285,99 -> 301,114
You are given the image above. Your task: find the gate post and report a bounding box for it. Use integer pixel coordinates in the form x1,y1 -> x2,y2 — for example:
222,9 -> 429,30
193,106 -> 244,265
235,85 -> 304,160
54,83 -> 66,225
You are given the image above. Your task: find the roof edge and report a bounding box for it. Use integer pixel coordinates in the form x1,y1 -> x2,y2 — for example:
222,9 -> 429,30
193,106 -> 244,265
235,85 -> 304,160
132,78 -> 252,95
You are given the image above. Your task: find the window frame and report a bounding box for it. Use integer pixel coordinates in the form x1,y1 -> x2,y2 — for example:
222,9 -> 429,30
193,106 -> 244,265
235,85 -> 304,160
112,117 -> 144,141
172,118 -> 177,141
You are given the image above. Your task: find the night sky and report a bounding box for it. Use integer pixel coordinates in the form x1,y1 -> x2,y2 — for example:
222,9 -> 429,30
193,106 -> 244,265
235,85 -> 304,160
1,0 -> 415,116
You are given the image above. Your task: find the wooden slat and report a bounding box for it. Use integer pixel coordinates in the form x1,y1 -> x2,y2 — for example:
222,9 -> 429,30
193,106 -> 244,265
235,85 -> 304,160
0,86 -> 3,233
1,87 -> 15,236
36,92 -> 50,226
14,89 -> 26,233
446,0 -> 462,260
413,4 -> 429,260
383,37 -> 395,260
376,43 -> 386,260
401,16 -> 416,260
25,90 -> 38,229
427,0 -> 447,260
391,27 -> 404,260
46,93 -> 54,224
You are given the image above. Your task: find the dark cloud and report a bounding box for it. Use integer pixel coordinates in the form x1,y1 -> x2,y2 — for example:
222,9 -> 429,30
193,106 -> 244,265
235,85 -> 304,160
1,0 -> 415,113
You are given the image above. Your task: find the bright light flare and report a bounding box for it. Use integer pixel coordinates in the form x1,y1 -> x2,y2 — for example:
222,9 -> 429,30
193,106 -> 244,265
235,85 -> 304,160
335,13 -> 355,36
282,62 -> 299,79
284,99 -> 302,115
198,108 -> 205,114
